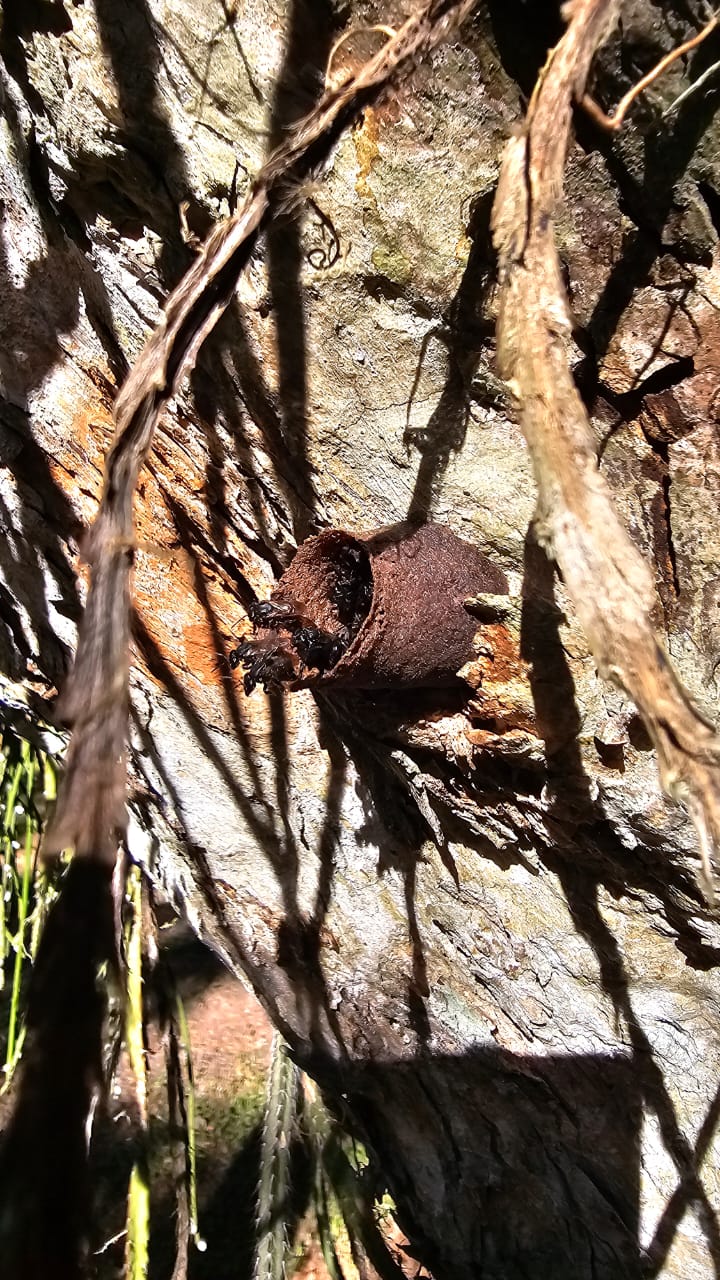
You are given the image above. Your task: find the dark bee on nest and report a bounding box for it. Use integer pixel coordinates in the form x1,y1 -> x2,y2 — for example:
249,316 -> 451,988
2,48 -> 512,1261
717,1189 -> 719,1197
230,598 -> 346,692
229,626 -> 343,690
228,638 -> 294,695
247,599 -> 302,632
228,640 -> 253,671
292,626 -> 344,673
331,543 -> 372,639
230,541 -> 374,692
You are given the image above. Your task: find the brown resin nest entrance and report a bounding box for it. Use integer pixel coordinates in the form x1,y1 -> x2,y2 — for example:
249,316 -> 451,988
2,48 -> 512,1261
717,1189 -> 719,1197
231,523 -> 508,694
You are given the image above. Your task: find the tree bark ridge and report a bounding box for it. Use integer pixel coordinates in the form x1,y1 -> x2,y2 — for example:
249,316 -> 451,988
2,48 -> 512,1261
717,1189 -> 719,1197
1,1 -> 720,1276
492,0 -> 720,896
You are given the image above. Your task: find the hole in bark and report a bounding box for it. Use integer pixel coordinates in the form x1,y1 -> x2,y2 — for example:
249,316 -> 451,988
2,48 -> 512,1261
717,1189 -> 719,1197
282,536 -> 374,669
593,738 -> 625,772
698,180 -> 720,242
486,0 -> 564,96
627,715 -> 654,752
287,537 -> 374,675
328,540 -> 374,643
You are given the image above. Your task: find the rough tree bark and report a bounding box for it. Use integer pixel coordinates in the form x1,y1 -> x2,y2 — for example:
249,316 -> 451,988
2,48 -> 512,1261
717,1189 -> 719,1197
2,1 -> 720,1277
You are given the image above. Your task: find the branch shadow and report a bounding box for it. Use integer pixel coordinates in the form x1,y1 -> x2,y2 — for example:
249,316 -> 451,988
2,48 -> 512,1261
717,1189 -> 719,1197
313,1036 -> 716,1280
263,0 -> 341,544
404,189 -> 499,523
188,298 -> 318,573
336,1044 -> 647,1280
127,0 -> 352,1069
485,0 -> 565,100
0,0 -> 197,702
0,400 -> 81,693
317,690 -> 443,1051
555,866 -> 720,1278
518,527 -> 720,1275
131,583 -> 351,1061
91,0 -> 197,287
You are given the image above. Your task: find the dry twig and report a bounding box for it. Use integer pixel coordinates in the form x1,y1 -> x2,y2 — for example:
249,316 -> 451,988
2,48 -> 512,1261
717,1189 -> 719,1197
663,51 -> 720,117
44,0 -> 479,866
492,0 -> 720,896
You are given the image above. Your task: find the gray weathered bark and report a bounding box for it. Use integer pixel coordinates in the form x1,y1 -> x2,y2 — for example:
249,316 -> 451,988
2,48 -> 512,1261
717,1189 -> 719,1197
2,1 -> 720,1276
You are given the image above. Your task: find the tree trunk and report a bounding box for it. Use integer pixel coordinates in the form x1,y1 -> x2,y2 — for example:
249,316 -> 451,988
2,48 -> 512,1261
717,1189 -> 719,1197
2,1 -> 720,1276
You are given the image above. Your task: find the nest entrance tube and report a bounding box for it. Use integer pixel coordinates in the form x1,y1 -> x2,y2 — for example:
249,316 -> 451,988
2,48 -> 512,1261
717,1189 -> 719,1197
274,531 -> 373,658
248,522 -> 508,691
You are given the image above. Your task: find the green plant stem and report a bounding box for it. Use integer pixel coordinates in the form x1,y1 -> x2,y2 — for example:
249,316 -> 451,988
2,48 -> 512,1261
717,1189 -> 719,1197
4,758 -> 24,838
125,865 -> 146,1120
28,754 -> 58,962
126,1161 -> 151,1280
4,753 -> 35,1077
254,1032 -> 299,1280
1,755 -> 24,984
124,864 -> 150,1278
175,989 -> 205,1252
0,858 -> 9,989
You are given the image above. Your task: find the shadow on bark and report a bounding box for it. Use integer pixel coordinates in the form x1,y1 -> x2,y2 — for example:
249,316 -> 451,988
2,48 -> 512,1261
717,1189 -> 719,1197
2,3 -> 720,1277
132,608 -> 351,1059
521,528 -> 720,949
0,401 -> 80,692
515,530 -> 720,1276
575,10 -> 720,393
188,303 -> 314,573
92,0 -> 196,286
405,188 -> 498,523
485,0 -> 565,99
263,0 -> 341,543
553,867 -> 720,1278
324,1042 -> 708,1280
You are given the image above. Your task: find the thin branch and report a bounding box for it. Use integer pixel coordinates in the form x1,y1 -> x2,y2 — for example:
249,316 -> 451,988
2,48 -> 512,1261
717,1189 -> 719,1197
491,0 -> 720,896
662,53 -> 720,117
582,8 -> 719,129
43,0 -> 479,865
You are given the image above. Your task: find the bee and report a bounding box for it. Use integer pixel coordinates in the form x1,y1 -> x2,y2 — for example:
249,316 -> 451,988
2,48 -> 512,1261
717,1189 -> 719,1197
248,598 -> 302,632
292,626 -> 344,674
228,639 -> 254,671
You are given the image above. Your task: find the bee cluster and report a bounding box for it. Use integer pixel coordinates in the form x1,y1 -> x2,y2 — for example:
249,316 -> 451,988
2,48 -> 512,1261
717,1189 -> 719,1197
229,543 -> 372,695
